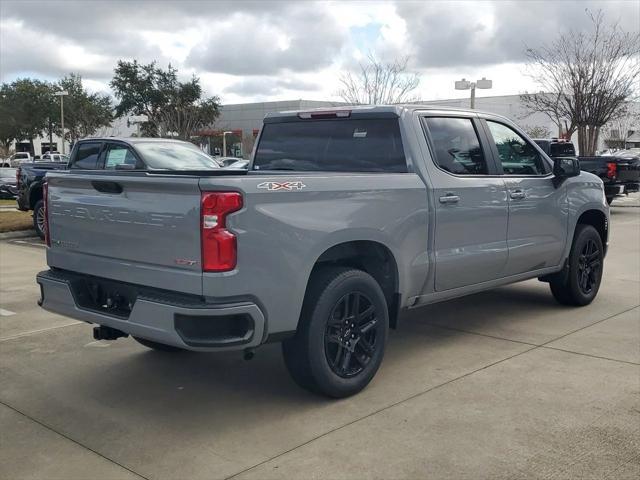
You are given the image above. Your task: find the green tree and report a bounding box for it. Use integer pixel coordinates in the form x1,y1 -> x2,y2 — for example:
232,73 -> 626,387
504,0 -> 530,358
0,84 -> 22,152
57,74 -> 113,144
110,60 -> 220,138
0,79 -> 54,153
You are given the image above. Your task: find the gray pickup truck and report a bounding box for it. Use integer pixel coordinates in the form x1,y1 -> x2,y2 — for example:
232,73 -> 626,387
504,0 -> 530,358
37,106 -> 609,397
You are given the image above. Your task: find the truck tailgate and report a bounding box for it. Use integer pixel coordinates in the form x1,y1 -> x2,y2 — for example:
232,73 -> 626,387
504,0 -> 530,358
46,172 -> 204,295
616,157 -> 640,183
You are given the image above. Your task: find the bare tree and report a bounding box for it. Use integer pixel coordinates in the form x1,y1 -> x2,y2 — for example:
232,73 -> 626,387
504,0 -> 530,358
520,92 -> 576,139
337,53 -> 421,105
522,124 -> 552,138
602,106 -> 640,149
522,10 -> 640,155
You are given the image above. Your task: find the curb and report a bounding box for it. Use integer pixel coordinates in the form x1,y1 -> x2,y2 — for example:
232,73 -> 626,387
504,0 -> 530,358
0,229 -> 38,240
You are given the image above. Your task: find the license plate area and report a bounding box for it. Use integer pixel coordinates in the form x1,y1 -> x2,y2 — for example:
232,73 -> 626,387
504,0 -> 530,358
69,276 -> 137,318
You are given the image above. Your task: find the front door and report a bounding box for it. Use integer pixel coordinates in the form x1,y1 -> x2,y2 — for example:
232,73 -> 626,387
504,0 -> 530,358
483,120 -> 567,276
422,116 -> 509,291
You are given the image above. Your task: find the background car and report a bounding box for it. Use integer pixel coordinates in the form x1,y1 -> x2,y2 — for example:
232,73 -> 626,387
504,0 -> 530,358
2,152 -> 33,167
222,159 -> 249,170
0,167 -> 18,199
41,152 -> 69,162
216,156 -> 245,168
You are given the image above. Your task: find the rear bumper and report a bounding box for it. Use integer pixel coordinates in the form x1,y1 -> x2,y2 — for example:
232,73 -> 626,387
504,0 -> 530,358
36,270 -> 266,351
604,182 -> 639,196
604,184 -> 625,196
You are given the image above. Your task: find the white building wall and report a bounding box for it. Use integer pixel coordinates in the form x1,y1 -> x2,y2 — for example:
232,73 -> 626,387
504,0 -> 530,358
215,99 -> 348,134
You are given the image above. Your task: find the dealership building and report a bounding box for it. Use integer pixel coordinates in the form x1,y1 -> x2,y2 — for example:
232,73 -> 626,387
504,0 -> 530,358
213,95 -> 567,157
13,94 -> 636,158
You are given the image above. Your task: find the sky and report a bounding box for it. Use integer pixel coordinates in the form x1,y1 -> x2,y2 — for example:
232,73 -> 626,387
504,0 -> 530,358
0,0 -> 638,105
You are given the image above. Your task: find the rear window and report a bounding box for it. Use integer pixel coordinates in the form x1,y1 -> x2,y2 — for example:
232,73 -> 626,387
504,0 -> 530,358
253,118 -> 407,172
135,142 -> 219,170
549,142 -> 576,157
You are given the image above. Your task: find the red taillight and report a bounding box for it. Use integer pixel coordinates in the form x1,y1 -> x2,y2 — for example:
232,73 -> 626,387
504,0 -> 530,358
201,192 -> 242,272
606,162 -> 617,179
42,181 -> 50,247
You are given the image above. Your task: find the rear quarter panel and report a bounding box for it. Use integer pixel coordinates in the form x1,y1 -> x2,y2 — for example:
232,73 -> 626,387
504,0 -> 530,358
199,173 -> 429,336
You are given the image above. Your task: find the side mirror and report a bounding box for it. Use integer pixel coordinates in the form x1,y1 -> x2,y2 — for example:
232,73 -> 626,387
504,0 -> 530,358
553,157 -> 580,180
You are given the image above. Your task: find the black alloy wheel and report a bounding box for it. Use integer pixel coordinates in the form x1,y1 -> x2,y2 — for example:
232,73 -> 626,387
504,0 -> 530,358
282,267 -> 389,398
577,238 -> 601,295
324,291 -> 379,378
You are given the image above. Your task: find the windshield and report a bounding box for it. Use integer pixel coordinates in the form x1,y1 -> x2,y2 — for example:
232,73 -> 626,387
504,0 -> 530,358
136,142 -> 220,170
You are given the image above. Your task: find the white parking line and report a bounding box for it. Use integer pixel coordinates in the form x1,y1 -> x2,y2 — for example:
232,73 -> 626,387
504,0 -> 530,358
0,321 -> 82,342
0,308 -> 16,316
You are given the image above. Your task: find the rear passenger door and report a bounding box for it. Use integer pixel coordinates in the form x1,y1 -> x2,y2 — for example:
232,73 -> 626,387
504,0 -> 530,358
483,120 -> 567,275
421,115 -> 509,291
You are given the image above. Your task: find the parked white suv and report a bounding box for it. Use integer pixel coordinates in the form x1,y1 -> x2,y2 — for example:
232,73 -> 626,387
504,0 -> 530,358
41,152 -> 69,162
2,152 -> 33,167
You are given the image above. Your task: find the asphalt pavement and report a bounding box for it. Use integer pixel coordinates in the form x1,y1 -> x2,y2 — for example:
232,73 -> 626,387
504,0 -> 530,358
0,196 -> 638,480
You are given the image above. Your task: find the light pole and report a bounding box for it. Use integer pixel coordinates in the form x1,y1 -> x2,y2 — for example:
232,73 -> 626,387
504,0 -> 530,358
222,131 -> 233,157
54,90 -> 69,153
454,77 -> 492,109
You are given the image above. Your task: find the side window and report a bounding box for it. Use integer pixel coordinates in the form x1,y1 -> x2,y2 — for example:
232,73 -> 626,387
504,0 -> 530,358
71,143 -> 101,169
424,117 -> 488,175
104,144 -> 139,170
486,122 -> 548,175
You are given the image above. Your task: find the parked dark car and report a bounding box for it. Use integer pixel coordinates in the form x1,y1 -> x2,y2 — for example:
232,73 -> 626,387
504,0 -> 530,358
534,138 -> 640,204
0,167 -> 18,199
17,137 -> 221,238
16,162 -> 67,237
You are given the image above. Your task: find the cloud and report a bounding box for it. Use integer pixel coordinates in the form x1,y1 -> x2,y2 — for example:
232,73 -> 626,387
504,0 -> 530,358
395,0 -> 639,69
186,6 -> 346,75
1,0 -> 637,102
0,20 -> 117,80
224,77 -> 320,96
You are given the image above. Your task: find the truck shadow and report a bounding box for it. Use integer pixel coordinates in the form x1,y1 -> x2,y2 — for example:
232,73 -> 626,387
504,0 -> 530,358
74,281 -> 560,422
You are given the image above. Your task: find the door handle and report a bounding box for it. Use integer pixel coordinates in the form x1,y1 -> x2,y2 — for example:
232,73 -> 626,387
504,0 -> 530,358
510,189 -> 526,200
91,181 -> 123,194
439,193 -> 460,204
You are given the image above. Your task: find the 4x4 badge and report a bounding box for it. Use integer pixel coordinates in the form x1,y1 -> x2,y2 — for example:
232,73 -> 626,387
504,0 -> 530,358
257,181 -> 306,191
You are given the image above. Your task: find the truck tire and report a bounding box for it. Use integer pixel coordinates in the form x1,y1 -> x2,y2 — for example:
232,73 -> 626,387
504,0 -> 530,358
133,337 -> 185,352
549,224 -> 603,306
33,199 -> 46,240
282,267 -> 389,398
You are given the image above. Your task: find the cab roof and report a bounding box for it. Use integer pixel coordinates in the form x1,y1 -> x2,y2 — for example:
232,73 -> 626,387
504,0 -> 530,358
264,104 -> 508,122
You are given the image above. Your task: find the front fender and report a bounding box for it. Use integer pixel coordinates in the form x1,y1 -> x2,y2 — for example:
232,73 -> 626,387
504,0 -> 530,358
562,172 -> 609,259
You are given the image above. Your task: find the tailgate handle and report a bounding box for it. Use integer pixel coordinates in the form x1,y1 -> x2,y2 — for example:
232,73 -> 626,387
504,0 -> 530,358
91,181 -> 123,194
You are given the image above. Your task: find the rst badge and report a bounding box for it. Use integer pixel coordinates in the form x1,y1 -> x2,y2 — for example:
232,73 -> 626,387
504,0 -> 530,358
257,181 -> 306,191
